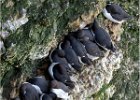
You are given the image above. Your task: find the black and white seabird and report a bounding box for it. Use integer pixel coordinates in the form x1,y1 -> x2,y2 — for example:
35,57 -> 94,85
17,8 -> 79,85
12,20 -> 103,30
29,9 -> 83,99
81,36 -> 104,61
49,49 -> 71,71
50,80 -> 70,100
40,79 -> 70,100
48,62 -> 74,88
74,28 -> 95,41
91,19 -> 116,52
27,76 -> 49,93
19,82 -> 40,100
40,93 -> 57,100
59,40 -> 82,72
68,34 -> 92,65
103,3 -> 131,24
51,80 -> 70,92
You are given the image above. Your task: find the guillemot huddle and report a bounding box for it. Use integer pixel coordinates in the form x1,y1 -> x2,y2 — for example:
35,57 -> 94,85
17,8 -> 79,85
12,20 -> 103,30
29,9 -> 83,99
19,76 -> 70,100
15,3 -> 131,100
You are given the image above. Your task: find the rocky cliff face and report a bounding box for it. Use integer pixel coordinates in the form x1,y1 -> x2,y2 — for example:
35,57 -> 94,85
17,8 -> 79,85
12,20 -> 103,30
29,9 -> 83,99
0,0 -> 139,100
69,50 -> 123,100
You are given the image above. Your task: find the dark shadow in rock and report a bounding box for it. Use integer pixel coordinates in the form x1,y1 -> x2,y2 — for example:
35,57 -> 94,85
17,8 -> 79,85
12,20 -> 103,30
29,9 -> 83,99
1,67 -> 22,100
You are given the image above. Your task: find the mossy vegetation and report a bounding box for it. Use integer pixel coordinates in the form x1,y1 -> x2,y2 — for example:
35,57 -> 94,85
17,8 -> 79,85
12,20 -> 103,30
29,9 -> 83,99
0,0 -> 138,100
110,0 -> 139,99
90,84 -> 112,100
1,0 -> 105,99
1,0 -> 103,78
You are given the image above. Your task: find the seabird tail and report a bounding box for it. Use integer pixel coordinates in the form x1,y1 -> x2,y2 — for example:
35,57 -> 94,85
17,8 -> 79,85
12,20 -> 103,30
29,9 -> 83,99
81,57 -> 92,65
124,15 -> 133,20
108,43 -> 116,52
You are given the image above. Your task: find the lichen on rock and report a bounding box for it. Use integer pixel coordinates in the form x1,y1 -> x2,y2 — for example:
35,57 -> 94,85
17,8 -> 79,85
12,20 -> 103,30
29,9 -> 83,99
0,0 -> 138,100
69,50 -> 123,100
1,0 -> 106,99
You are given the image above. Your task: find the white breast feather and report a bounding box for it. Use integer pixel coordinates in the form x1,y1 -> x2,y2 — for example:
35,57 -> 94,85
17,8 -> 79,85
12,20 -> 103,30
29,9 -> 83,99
51,89 -> 69,100
103,8 -> 124,24
48,62 -> 59,79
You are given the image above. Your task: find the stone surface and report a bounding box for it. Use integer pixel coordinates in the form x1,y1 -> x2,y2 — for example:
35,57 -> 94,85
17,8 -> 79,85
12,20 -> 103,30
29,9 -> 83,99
0,0 -> 139,100
0,0 -> 105,78
0,0 -> 106,99
69,50 -> 123,100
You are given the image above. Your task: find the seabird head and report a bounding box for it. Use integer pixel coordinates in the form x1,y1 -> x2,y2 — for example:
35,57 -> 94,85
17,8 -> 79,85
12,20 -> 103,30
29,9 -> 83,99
19,82 -> 40,100
91,19 -> 100,31
48,63 -> 74,88
27,76 -> 49,93
54,64 -> 73,85
61,40 -> 71,49
56,49 -> 65,57
75,29 -> 95,41
49,48 -> 65,63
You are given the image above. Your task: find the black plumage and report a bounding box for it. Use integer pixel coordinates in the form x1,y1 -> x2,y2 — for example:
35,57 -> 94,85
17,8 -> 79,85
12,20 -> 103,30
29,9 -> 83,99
103,3 -> 132,23
27,76 -> 49,93
48,63 -> 74,88
74,29 -> 95,41
60,40 -> 82,72
19,82 -> 40,100
91,19 -> 116,52
41,93 -> 56,100
81,37 -> 104,60
49,49 -> 71,71
68,34 -> 92,65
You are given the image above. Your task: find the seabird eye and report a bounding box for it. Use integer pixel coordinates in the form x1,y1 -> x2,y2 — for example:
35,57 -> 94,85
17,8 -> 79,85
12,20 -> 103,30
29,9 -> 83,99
65,80 -> 67,82
24,90 -> 26,95
64,80 -> 68,83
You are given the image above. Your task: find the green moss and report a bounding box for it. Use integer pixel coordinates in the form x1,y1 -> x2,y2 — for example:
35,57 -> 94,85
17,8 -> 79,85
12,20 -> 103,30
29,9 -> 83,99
106,1 -> 139,99
1,0 -> 29,22
110,64 -> 139,100
89,0 -> 139,100
88,84 -> 112,100
1,2 -> 105,98
121,20 -> 139,61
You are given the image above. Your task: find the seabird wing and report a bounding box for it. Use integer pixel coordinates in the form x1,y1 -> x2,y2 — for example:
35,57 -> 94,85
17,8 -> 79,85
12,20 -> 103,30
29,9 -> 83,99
111,14 -> 125,21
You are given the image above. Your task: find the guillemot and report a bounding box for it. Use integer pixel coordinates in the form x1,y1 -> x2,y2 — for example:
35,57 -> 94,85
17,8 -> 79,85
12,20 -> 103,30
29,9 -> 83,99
50,80 -> 70,100
68,34 -> 92,65
103,3 -> 131,24
81,36 -> 104,61
27,76 -> 49,93
49,49 -> 72,71
19,82 -> 40,100
74,28 -> 95,41
48,63 -> 74,88
91,19 -> 116,52
40,80 -> 70,100
59,40 -> 82,72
